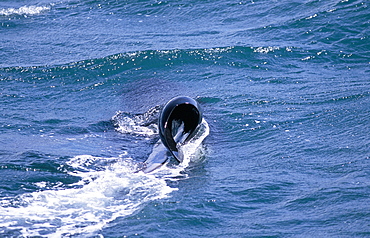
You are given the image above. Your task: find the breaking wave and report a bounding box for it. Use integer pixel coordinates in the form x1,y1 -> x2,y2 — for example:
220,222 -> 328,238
0,5 -> 51,17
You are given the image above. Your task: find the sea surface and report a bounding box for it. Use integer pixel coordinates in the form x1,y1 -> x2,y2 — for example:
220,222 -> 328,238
1,0 -> 369,237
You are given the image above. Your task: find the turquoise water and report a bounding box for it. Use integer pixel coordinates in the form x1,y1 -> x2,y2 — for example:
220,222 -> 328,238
1,0 -> 369,237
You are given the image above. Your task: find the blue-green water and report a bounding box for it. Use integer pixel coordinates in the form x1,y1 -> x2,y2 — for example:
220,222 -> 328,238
1,0 -> 369,237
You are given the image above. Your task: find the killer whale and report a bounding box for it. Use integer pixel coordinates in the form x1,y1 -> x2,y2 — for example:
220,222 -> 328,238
141,96 -> 203,173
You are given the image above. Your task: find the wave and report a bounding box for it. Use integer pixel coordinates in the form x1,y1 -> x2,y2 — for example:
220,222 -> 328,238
1,45 -> 358,72
0,5 -> 51,16
1,0 -> 367,68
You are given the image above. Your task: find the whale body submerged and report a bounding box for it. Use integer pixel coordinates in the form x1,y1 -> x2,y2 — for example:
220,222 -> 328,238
140,96 -> 204,173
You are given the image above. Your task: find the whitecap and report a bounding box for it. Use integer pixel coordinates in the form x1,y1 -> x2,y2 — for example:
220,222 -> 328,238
0,5 -> 51,16
253,46 -> 280,54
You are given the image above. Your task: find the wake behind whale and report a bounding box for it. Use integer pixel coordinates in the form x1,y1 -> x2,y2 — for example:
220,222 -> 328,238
0,96 -> 209,237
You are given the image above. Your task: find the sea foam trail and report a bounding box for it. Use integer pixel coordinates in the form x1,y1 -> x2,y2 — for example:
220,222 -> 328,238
0,108 -> 209,237
0,155 -> 175,237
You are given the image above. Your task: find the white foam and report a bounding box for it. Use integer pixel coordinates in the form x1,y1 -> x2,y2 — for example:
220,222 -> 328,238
112,108 -> 160,137
176,119 -> 210,170
114,115 -> 158,136
0,155 -> 176,237
0,5 -> 51,16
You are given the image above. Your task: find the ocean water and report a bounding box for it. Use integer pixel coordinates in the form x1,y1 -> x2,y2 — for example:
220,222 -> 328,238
0,0 -> 369,237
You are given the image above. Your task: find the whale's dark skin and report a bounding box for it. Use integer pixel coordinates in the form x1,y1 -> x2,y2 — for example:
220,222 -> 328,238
141,96 -> 203,173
